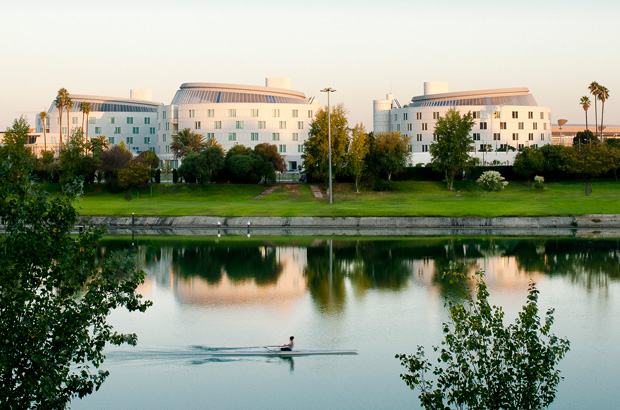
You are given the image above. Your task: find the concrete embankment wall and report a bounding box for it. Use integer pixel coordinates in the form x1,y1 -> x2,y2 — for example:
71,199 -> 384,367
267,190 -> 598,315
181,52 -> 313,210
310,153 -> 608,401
80,215 -> 620,237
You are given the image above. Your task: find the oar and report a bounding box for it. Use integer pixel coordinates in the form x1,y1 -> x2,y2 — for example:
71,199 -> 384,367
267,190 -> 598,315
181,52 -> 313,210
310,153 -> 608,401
201,345 -> 282,351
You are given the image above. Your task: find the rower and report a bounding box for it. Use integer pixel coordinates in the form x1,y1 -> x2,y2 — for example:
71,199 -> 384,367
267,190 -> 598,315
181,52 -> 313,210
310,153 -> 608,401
281,336 -> 294,351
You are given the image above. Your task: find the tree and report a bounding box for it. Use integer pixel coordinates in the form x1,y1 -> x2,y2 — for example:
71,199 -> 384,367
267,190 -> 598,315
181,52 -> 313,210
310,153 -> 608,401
137,150 -> 160,169
65,96 -> 73,144
80,102 -> 93,147
1,117 -> 34,182
513,147 -> 545,180
539,144 -> 569,176
302,103 -> 350,182
0,145 -> 150,408
39,111 -> 48,152
196,146 -> 224,183
563,143 -> 617,196
170,128 -> 204,159
347,123 -> 370,193
55,88 -> 68,151
254,142 -> 285,172
87,135 -> 109,158
59,128 -> 87,185
99,145 -> 132,183
118,160 -> 151,198
430,108 -> 475,190
573,130 -> 597,148
597,85 -> 609,141
588,82 -> 600,141
579,96 -> 590,132
397,270 -> 570,410
370,130 -> 410,181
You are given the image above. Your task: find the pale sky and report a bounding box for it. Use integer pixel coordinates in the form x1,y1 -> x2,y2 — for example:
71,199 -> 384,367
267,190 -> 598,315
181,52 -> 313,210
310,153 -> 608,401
2,0 -> 619,131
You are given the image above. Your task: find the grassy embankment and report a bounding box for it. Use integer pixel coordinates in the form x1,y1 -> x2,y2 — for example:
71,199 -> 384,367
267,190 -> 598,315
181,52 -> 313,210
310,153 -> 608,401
73,180 -> 620,217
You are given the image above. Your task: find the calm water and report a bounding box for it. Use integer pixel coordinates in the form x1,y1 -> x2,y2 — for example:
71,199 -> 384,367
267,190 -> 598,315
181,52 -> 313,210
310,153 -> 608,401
74,237 -> 620,409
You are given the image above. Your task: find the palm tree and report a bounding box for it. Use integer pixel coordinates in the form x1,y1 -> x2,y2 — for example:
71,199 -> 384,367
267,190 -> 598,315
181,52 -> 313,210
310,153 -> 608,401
81,102 -> 92,141
56,88 -> 68,150
598,86 -> 609,141
65,96 -> 73,144
170,128 -> 204,159
39,111 -> 48,152
588,82 -> 600,141
579,96 -> 590,132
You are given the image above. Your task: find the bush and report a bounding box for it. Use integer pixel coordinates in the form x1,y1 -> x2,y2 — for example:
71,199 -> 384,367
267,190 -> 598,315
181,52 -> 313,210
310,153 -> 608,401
172,168 -> 179,184
477,170 -> 508,191
534,175 -> 545,190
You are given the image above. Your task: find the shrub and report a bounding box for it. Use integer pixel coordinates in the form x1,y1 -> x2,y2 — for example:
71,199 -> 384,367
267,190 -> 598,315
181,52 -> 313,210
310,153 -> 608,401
534,175 -> 545,190
477,170 -> 508,191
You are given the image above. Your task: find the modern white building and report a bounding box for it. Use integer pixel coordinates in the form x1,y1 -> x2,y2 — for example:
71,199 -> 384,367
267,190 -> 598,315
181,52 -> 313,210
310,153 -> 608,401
38,90 -> 163,154
374,82 -> 552,165
157,78 -> 320,170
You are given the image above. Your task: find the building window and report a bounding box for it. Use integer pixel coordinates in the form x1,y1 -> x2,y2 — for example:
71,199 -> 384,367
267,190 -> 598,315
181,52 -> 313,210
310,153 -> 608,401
279,121 -> 286,129
189,110 -> 195,118
422,145 -> 429,152
228,133 -> 236,141
95,127 -> 102,134
308,110 -> 313,118
132,127 -> 139,134
292,133 -> 299,141
163,134 -> 166,142
416,112 -> 422,120
258,121 -> 266,129
292,109 -> 298,118
397,124 -> 401,131
166,122 -> 170,130
297,144 -> 303,152
394,114 -> 398,121
518,122 -> 524,130
403,113 -> 408,120
113,127 -> 120,134
273,109 -> 280,117
297,121 -> 303,129
433,134 -> 438,141
279,144 -> 286,153
236,121 -> 243,129
407,123 -> 413,131
251,133 -> 259,141
533,123 -> 538,130
512,133 -> 519,140
529,133 -> 534,140
229,109 -> 236,117
207,109 -> 215,117
544,123 -> 547,130
158,123 -> 161,131
150,127 -> 155,134
272,133 -> 280,141
493,111 -> 500,119
108,117 -> 115,124
512,111 -> 518,119
472,111 -> 480,119
416,134 -> 422,141
144,117 -> 151,124
144,137 -> 150,144
541,133 -> 545,140
408,144 -> 413,152
480,122 -> 487,130
215,121 -> 221,129
433,112 -> 440,120
72,117 -> 78,124
195,121 -> 201,129
422,123 -> 428,131
528,111 -> 534,119
518,144 -> 524,149
127,117 -> 134,124
251,109 -> 259,117
473,133 -> 481,141
206,133 -> 214,140
540,112 -> 544,119
500,122 -> 507,130
61,127 -> 68,134
162,111 -> 166,119
493,133 -> 500,141
126,137 -> 133,144
108,137 -> 114,144
88,118 -> 96,124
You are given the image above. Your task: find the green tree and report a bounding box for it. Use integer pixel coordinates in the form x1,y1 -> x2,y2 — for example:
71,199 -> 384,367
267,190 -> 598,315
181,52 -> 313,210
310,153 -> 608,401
65,96 -> 73,144
347,123 -> 370,192
39,111 -> 48,152
430,108 -> 475,190
59,128 -> 87,185
177,153 -> 199,183
254,142 -> 285,172
302,103 -> 350,182
196,146 -> 225,183
588,82 -> 600,141
513,146 -> 545,180
563,143 -> 617,196
170,128 -> 204,159
0,139 -> 151,408
370,130 -> 410,181
539,144 -> 569,177
87,135 -> 109,158
597,85 -> 609,141
579,96 -> 590,132
1,117 -> 34,182
573,130 -> 597,148
118,160 -> 151,198
397,272 -> 570,410
55,88 -> 68,151
79,102 -> 93,148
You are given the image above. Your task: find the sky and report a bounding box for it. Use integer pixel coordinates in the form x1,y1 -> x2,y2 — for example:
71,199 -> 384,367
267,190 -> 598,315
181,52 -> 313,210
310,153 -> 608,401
2,0 -> 620,131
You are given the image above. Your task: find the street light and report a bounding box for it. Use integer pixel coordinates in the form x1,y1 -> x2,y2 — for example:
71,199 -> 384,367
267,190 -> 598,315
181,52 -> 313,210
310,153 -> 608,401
320,87 -> 336,204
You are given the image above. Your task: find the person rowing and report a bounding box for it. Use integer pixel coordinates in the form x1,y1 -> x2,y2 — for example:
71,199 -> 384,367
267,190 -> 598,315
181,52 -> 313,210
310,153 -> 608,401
281,336 -> 294,351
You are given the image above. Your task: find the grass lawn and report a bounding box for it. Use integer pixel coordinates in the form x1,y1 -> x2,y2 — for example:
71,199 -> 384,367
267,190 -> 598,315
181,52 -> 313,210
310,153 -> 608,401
72,179 -> 620,217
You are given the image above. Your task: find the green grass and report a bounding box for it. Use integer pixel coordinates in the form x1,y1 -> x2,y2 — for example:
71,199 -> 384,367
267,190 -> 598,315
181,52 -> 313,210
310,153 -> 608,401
73,180 -> 620,217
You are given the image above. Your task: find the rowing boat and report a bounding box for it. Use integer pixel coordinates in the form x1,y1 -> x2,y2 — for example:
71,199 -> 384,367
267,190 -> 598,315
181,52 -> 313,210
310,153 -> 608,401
209,349 -> 358,357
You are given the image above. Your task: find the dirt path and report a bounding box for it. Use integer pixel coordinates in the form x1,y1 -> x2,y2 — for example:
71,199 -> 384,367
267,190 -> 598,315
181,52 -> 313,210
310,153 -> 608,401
310,185 -> 323,199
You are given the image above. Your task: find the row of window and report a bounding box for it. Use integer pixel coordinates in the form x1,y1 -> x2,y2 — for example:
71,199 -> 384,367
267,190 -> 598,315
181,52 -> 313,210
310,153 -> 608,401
95,127 -> 155,135
415,133 -> 546,141
395,111 -> 548,121
188,109 -> 313,119
192,120 -> 304,130
400,121 -> 548,132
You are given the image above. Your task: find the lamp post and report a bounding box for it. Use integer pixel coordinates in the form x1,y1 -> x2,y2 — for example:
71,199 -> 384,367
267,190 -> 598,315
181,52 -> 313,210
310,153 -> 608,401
320,87 -> 336,204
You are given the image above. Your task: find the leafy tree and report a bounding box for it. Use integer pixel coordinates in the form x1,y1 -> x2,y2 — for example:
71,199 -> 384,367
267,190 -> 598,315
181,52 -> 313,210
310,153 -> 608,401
59,128 -> 87,184
347,123 -> 370,192
137,150 -> 160,169
203,137 -> 222,149
302,103 -> 350,182
80,102 -> 93,142
1,117 -> 34,182
55,88 -> 69,150
172,168 -> 179,183
254,142 -> 285,172
119,160 -> 151,198
397,271 -> 570,410
430,108 -> 475,190
39,111 -> 48,152
100,145 -> 131,178
40,149 -> 55,165
177,153 -> 199,183
65,96 -> 73,143
170,128 -> 204,159
370,130 -> 410,181
0,141 -> 151,409
226,154 -> 254,183
573,130 -> 597,147
513,146 -> 545,180
563,143 -> 617,196
87,135 -> 109,158
539,144 -> 569,177
196,146 -> 225,183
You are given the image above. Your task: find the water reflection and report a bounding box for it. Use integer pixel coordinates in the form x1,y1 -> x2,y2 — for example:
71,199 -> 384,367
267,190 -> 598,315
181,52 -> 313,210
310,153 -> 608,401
100,237 -> 620,310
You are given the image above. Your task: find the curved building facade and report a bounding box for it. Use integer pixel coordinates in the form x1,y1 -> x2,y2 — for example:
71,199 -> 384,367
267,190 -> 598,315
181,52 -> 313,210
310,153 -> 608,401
38,90 -> 163,154
157,78 -> 320,170
374,82 -> 552,165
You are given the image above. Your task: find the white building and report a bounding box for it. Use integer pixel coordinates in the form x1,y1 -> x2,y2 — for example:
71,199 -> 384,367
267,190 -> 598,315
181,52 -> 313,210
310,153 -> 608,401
157,78 -> 320,170
374,82 -> 552,165
38,90 -> 162,155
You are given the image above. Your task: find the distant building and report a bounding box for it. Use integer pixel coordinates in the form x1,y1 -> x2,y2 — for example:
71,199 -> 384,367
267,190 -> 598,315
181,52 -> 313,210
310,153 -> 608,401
551,125 -> 620,146
374,82 -> 552,165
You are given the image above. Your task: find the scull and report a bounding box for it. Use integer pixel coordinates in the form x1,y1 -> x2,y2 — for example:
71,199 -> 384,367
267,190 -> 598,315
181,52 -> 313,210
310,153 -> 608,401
209,349 -> 358,357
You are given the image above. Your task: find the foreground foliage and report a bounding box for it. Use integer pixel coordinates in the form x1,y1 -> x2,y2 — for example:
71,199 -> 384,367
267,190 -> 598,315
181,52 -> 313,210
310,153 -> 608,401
0,119 -> 151,408
397,270 -> 570,410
